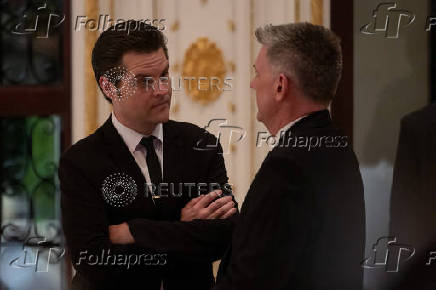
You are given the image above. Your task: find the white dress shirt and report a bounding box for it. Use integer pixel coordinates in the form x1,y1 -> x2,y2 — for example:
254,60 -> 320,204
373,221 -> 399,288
111,112 -> 164,185
273,116 -> 307,147
112,113 -> 165,289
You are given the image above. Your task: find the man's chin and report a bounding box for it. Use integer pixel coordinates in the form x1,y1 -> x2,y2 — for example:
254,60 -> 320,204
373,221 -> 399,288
256,112 -> 262,122
157,110 -> 170,123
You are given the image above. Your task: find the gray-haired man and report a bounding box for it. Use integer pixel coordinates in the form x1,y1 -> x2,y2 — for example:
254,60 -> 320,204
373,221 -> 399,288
214,22 -> 365,290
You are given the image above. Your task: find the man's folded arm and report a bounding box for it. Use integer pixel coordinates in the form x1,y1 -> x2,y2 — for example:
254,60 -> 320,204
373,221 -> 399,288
127,137 -> 238,262
127,217 -> 233,263
59,156 -> 133,282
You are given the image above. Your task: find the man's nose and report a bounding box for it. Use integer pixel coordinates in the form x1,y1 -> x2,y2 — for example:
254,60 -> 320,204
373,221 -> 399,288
154,77 -> 170,96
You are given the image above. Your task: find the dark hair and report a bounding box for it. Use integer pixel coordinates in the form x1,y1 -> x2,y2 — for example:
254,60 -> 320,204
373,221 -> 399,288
92,20 -> 168,103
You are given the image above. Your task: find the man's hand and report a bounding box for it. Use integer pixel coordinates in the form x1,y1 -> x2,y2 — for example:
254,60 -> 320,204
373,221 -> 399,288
181,190 -> 237,222
109,222 -> 135,244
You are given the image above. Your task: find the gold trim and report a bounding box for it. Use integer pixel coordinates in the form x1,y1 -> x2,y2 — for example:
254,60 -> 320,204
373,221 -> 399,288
228,61 -> 236,73
85,0 -> 99,135
295,0 -> 301,22
182,37 -> 227,105
311,0 -> 323,25
228,101 -> 236,113
172,63 -> 180,73
170,20 -> 180,32
171,101 -> 180,114
109,0 -> 114,19
228,20 -> 236,32
152,0 -> 158,19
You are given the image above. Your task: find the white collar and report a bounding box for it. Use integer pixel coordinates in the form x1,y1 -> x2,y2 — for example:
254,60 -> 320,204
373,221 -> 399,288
111,112 -> 163,153
274,116 -> 307,145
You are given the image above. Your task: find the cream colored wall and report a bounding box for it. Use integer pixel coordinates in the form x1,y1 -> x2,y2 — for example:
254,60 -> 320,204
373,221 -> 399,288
72,0 -> 330,205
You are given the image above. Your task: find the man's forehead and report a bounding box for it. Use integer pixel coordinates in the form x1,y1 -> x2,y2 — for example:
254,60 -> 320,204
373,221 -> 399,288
255,45 -> 271,71
122,49 -> 168,75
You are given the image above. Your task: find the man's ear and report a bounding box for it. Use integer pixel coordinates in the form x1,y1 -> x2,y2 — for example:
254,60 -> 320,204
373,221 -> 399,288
274,73 -> 289,101
99,76 -> 117,102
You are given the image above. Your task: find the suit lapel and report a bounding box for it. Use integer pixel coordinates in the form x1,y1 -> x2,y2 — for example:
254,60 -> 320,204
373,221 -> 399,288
162,121 -> 184,184
100,116 -> 159,212
100,118 -> 185,215
101,117 -> 145,183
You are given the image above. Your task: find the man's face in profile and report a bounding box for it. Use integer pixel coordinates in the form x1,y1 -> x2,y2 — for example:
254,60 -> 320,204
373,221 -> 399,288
115,48 -> 171,125
250,45 -> 276,125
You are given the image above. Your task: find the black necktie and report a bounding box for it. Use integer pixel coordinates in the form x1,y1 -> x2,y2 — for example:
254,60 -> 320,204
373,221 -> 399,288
140,136 -> 162,187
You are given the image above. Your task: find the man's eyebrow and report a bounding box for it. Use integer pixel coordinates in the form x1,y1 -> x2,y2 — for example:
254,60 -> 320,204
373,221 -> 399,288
135,65 -> 169,78
135,73 -> 153,79
161,64 -> 169,74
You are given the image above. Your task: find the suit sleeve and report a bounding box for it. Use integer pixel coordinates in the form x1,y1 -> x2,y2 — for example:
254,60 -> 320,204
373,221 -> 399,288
127,131 -> 237,263
213,154 -> 314,290
59,155 -> 133,283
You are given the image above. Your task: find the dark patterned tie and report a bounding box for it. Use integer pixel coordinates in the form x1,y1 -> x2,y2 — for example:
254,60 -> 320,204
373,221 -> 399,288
140,136 -> 162,187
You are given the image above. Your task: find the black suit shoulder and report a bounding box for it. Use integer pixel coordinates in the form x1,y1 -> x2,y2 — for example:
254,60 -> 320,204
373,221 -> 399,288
61,127 -> 103,160
61,119 -> 219,163
164,119 -> 219,148
402,103 -> 436,128
165,119 -> 205,135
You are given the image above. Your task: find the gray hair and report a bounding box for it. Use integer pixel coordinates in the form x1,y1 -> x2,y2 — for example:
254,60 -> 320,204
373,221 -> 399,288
255,22 -> 342,103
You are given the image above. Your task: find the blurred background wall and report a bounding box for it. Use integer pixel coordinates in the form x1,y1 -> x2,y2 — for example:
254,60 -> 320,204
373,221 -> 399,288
354,0 -> 431,289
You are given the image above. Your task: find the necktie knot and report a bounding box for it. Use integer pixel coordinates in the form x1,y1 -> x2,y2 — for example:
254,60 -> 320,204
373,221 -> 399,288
139,136 -> 162,187
140,136 -> 156,150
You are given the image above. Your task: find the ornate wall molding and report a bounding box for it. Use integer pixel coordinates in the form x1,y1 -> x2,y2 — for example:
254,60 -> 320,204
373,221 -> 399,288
84,0 -> 99,135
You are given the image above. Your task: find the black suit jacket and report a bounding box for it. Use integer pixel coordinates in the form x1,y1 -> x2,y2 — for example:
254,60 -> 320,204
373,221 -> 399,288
59,117 -> 236,290
215,110 -> 365,290
389,103 -> 436,290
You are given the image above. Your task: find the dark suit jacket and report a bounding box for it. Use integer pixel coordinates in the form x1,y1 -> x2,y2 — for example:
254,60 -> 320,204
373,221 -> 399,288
389,103 -> 436,290
59,117 -> 236,290
215,110 -> 365,290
